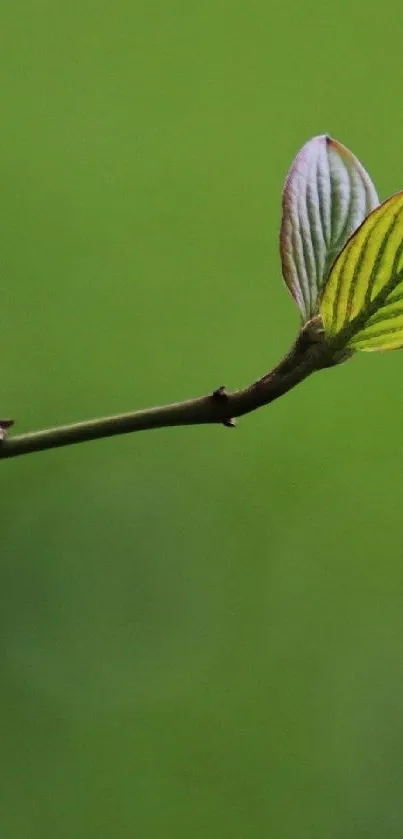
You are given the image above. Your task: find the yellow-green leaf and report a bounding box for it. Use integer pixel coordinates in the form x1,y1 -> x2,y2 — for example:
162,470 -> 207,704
320,191 -> 403,351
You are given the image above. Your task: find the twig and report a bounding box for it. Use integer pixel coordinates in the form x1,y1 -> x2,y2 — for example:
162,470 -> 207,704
0,328 -> 333,460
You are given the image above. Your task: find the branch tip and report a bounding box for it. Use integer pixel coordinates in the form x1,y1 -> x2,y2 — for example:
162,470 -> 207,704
0,418 -> 14,442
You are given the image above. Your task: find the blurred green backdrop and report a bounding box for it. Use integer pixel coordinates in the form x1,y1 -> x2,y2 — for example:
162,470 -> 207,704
1,1 -> 403,837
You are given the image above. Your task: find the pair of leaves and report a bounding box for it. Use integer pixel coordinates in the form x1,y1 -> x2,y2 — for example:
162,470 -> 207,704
281,135 -> 403,352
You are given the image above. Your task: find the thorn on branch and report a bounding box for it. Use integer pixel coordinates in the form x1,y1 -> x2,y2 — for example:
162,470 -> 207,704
223,417 -> 236,428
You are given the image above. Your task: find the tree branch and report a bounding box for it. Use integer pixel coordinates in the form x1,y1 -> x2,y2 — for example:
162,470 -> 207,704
0,330 -> 333,460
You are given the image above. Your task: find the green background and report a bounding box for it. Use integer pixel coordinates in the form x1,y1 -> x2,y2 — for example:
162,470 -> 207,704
1,2 -> 403,836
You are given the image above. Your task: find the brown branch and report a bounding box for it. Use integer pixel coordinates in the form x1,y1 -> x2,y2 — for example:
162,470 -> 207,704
0,329 -> 333,460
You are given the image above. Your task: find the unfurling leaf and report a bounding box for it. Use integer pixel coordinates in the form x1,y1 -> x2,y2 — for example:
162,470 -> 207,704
280,135 -> 378,321
320,191 -> 403,352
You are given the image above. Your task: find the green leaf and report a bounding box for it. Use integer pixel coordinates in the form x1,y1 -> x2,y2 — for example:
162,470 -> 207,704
280,135 -> 378,321
320,191 -> 403,351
